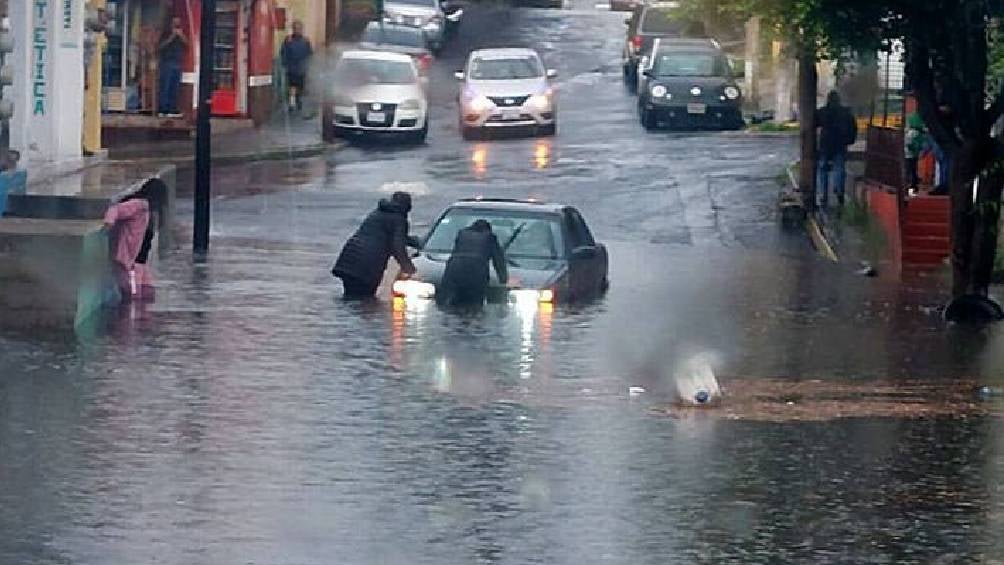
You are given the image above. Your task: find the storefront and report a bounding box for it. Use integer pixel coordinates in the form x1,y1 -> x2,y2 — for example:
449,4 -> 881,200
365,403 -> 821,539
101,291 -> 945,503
101,0 -> 275,128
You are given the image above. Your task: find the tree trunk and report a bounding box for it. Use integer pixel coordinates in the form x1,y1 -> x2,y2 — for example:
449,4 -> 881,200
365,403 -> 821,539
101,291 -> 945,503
969,168 -> 1004,296
948,140 -> 996,298
797,47 -> 818,209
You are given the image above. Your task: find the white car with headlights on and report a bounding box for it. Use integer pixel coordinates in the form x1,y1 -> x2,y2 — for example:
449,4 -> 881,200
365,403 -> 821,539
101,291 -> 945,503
455,48 -> 558,140
393,198 -> 609,305
322,50 -> 429,143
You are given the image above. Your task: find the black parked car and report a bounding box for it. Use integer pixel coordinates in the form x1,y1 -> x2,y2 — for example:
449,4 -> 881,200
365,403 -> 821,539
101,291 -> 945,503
637,40 -> 744,131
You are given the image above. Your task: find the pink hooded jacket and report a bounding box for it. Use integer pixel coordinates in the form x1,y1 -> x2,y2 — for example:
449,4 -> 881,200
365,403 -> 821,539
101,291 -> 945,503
104,199 -> 150,273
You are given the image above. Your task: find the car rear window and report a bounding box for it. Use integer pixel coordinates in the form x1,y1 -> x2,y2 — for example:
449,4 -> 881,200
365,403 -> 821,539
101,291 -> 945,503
361,25 -> 427,48
424,209 -> 564,260
640,9 -> 686,34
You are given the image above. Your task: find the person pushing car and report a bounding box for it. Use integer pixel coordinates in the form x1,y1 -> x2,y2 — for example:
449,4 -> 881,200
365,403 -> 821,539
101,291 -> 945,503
436,219 -> 508,307
332,192 -> 418,298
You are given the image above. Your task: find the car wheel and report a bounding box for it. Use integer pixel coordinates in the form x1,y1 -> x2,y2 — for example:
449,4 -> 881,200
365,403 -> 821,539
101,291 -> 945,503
414,120 -> 429,144
461,124 -> 480,141
540,122 -> 557,137
640,108 -> 657,131
321,110 -> 337,143
600,277 -> 610,293
625,70 -> 638,94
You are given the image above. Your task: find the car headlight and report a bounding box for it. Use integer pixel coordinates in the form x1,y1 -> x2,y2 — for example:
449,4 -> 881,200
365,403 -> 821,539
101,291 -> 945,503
392,279 -> 436,299
724,86 -> 740,100
509,288 -> 554,304
651,85 -> 668,98
400,98 -> 421,111
467,95 -> 494,112
527,93 -> 552,111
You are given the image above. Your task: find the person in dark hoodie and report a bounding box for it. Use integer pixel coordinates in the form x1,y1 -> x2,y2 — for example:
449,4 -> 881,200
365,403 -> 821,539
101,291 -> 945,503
436,219 -> 508,308
332,192 -> 418,298
815,90 -> 858,208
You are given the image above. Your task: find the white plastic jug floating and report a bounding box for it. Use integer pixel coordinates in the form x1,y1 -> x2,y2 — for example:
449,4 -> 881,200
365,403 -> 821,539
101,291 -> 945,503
674,353 -> 721,406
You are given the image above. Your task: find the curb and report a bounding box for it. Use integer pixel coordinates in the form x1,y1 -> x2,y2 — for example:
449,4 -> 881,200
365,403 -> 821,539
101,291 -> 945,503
108,142 -> 336,166
785,160 -> 839,263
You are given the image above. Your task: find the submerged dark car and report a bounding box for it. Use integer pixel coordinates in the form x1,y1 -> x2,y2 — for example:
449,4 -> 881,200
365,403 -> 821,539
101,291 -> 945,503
393,199 -> 609,304
637,40 -> 744,131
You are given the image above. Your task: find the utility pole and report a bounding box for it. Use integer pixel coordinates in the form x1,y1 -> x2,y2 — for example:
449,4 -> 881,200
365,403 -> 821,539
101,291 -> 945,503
797,44 -> 818,210
193,0 -> 216,255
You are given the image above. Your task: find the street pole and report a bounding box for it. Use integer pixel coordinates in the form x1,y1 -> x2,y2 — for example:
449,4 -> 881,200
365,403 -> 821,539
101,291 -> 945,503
193,0 -> 216,255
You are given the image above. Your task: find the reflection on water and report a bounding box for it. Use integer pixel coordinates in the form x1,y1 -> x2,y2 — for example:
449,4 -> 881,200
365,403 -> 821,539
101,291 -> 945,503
3,241 -> 1004,562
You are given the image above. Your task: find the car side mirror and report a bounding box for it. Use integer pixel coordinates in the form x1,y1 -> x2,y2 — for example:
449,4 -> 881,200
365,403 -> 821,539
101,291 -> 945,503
546,69 -> 558,79
642,69 -> 653,78
571,245 -> 597,261
624,17 -> 632,25
454,71 -> 465,81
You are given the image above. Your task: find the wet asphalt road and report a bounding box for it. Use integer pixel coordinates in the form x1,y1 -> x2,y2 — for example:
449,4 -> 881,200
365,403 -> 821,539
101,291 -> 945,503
4,2 -> 1004,563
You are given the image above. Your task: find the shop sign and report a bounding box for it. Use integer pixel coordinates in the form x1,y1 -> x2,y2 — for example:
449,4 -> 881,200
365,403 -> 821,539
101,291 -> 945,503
32,0 -> 49,116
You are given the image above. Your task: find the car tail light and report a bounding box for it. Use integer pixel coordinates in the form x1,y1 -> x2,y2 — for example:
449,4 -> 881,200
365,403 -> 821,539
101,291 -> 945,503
417,54 -> 433,72
631,35 -> 642,50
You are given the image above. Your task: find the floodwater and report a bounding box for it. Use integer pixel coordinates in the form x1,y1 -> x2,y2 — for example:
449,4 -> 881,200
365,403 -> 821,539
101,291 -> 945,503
5,1 -> 1004,562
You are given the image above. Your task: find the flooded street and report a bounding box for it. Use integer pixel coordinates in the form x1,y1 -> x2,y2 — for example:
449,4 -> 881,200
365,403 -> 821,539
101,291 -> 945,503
5,1 -> 1004,563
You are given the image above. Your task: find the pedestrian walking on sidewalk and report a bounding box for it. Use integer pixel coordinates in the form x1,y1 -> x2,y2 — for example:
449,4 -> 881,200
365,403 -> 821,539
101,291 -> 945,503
281,21 -> 313,112
436,220 -> 508,308
815,91 -> 858,208
332,192 -> 419,299
158,16 -> 188,117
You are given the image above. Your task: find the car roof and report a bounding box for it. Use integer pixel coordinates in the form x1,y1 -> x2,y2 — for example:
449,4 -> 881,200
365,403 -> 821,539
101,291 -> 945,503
340,50 -> 414,63
654,38 -> 722,52
469,48 -> 540,60
448,198 -> 567,214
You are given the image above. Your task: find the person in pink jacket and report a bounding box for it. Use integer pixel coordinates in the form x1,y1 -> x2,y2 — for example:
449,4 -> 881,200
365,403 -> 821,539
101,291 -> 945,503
104,181 -> 163,300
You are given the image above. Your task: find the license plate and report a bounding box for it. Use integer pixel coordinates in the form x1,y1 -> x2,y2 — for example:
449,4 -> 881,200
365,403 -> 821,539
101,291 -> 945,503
366,112 -> 386,122
502,109 -> 522,120
687,103 -> 707,115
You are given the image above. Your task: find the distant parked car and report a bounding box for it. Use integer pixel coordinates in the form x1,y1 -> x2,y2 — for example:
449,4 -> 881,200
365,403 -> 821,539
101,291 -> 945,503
637,39 -> 744,131
381,0 -> 462,52
358,21 -> 435,74
622,1 -> 705,93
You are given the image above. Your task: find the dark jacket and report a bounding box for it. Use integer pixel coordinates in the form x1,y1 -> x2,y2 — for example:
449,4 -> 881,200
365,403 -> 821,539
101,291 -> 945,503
816,104 -> 858,157
438,227 -> 508,303
281,35 -> 313,76
332,199 -> 417,287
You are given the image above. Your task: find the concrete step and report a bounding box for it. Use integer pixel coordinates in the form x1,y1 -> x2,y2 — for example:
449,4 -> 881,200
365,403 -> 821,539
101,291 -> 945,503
903,248 -> 950,266
907,195 -> 950,212
904,221 -> 950,238
906,211 -> 950,225
905,235 -> 950,253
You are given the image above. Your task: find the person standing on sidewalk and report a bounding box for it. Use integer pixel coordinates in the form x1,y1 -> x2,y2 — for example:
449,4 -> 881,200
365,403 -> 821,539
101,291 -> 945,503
158,17 -> 188,117
904,112 -> 929,191
281,21 -> 313,112
332,192 -> 418,299
815,91 -> 858,208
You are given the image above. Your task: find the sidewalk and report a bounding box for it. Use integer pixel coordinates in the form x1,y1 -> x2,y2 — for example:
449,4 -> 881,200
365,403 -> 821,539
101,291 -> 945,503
107,111 -> 333,165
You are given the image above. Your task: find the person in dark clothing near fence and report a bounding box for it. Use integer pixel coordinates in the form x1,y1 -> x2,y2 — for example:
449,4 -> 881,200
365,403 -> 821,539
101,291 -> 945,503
332,192 -> 418,298
436,220 -> 508,308
281,20 -> 313,111
815,90 -> 858,208
158,17 -> 188,117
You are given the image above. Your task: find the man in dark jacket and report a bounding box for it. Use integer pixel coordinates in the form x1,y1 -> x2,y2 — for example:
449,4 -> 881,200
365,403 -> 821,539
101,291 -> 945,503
436,220 -> 508,308
815,90 -> 858,208
332,192 -> 418,298
281,21 -> 313,111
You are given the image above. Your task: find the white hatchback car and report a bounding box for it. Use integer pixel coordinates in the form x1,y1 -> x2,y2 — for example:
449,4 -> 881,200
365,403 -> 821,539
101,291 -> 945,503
455,48 -> 558,140
322,50 -> 429,143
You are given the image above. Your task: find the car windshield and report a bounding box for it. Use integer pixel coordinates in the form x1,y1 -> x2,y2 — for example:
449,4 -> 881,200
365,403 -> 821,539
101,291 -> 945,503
334,58 -> 417,85
424,209 -> 565,260
653,52 -> 730,77
469,57 -> 543,80
361,26 -> 427,48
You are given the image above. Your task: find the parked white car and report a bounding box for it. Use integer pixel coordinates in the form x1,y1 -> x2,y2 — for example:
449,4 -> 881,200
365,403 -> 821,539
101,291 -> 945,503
321,50 -> 429,143
455,48 -> 558,140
